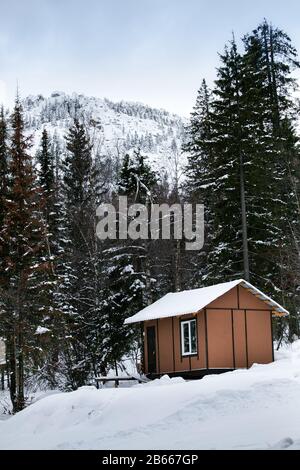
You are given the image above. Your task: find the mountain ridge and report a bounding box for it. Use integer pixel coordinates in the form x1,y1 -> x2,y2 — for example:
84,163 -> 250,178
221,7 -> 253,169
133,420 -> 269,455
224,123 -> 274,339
20,91 -> 187,178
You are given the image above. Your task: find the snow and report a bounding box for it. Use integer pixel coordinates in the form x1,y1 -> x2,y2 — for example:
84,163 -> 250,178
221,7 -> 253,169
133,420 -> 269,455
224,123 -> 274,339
124,279 -> 288,324
0,339 -> 5,366
35,326 -> 51,335
0,389 -> 61,421
1,341 -> 300,449
0,390 -> 11,420
21,92 -> 187,179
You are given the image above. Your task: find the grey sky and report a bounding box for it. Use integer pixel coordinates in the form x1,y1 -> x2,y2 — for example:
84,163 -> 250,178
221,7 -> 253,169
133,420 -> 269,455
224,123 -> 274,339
1,0 -> 300,115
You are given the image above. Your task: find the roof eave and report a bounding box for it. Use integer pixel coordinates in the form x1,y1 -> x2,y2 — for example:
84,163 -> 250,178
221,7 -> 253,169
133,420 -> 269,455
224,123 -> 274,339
124,279 -> 289,324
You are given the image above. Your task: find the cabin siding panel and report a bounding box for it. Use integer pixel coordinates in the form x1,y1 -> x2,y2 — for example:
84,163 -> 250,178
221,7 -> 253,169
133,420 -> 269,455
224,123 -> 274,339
233,310 -> 247,368
173,317 -> 190,372
246,310 -> 273,366
208,287 -> 239,309
157,318 -> 174,373
191,310 -> 206,370
207,309 -> 234,369
239,287 -> 268,310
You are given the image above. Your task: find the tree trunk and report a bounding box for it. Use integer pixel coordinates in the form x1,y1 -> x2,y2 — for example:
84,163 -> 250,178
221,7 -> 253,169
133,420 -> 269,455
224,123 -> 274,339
239,153 -> 250,281
114,361 -> 119,388
0,367 -> 4,391
16,330 -> 25,412
174,239 -> 181,291
7,333 -> 17,412
269,25 -> 280,132
140,322 -> 145,374
231,41 -> 250,281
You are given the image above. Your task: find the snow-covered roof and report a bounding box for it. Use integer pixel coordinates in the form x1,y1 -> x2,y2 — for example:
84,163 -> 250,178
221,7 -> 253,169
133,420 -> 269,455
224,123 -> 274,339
124,279 -> 289,324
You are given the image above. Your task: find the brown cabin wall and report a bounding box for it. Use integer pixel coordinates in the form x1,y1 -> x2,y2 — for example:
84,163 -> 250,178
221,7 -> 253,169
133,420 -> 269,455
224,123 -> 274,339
192,311 -> 207,370
144,314 -> 207,375
143,286 -> 274,375
206,309 -> 234,369
209,286 -> 239,309
158,317 -> 174,373
144,319 -> 157,374
246,310 -> 273,366
233,310 -> 248,368
173,317 -> 189,372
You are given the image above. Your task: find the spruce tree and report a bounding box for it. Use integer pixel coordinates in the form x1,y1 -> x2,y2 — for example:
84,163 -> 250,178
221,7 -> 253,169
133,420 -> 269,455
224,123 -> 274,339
0,99 -> 52,411
33,128 -> 67,388
192,39 -> 249,284
100,150 -> 158,373
62,119 -> 103,388
185,22 -> 300,339
183,80 -> 216,287
243,20 -> 300,335
0,106 -> 9,280
37,129 -> 54,195
0,107 -> 9,367
0,107 -> 8,229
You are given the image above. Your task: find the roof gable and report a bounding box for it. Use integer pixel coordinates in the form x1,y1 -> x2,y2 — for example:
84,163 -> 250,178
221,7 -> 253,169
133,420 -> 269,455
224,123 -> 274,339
124,279 -> 289,324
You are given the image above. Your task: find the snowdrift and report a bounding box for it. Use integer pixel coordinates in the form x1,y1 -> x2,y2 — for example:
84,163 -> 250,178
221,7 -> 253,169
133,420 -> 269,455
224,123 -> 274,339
1,342 -> 300,450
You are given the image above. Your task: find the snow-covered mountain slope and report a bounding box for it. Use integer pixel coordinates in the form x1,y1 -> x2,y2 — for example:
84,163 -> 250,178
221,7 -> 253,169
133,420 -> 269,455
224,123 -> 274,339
22,92 -> 187,177
1,341 -> 300,450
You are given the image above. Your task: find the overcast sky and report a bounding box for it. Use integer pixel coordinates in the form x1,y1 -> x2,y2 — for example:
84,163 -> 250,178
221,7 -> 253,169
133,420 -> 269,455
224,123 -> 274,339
1,0 -> 300,116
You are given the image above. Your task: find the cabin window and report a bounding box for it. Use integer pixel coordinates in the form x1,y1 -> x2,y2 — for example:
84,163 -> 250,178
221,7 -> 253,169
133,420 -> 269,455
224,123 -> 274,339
181,319 -> 197,356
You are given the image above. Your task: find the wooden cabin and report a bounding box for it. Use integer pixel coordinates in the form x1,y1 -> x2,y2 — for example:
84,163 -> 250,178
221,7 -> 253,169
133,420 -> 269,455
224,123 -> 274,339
124,279 -> 288,379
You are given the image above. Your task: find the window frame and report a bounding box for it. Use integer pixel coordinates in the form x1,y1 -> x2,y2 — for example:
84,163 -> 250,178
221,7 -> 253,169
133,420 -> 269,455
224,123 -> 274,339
180,317 -> 198,357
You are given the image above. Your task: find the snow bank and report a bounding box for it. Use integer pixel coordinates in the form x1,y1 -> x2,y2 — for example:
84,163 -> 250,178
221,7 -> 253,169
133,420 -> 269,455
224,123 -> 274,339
1,342 -> 300,450
141,374 -> 185,387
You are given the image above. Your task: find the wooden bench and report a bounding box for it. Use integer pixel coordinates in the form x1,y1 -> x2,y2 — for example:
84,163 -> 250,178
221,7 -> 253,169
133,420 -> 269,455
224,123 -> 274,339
95,375 -> 147,387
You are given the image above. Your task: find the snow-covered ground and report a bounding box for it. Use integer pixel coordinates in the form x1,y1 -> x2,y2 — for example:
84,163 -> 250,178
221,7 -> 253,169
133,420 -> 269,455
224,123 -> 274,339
0,390 -> 11,421
1,342 -> 300,450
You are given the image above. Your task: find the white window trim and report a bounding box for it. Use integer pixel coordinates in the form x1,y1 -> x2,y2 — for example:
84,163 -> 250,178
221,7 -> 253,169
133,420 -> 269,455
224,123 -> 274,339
181,319 -> 197,356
